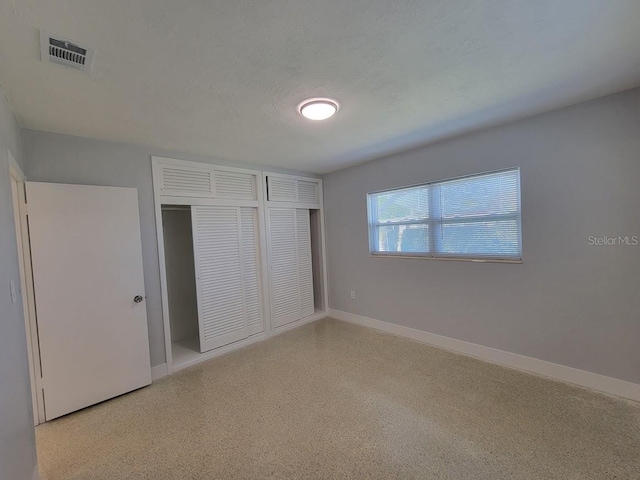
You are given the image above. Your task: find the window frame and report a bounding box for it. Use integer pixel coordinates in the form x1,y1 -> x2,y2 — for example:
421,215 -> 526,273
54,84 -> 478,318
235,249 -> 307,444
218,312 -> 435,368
367,168 -> 522,263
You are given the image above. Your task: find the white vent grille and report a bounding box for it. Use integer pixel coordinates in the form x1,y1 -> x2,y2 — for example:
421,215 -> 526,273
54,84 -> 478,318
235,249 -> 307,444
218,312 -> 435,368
267,176 -> 321,205
215,171 -> 256,200
40,30 -> 95,73
160,166 -> 214,197
267,176 -> 298,202
297,180 -> 319,204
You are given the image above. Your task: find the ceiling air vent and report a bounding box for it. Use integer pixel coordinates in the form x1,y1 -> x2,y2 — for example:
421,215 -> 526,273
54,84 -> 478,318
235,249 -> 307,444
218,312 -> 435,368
39,30 -> 95,73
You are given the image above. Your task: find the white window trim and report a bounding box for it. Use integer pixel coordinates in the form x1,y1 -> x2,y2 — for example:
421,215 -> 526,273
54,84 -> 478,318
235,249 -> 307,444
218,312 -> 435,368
367,168 -> 522,263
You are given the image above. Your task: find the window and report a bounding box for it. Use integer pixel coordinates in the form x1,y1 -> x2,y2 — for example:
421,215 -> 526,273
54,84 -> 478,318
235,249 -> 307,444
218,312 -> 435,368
367,168 -> 521,261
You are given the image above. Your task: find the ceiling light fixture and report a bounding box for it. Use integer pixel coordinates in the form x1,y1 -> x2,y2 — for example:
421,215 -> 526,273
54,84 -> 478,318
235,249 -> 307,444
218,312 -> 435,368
299,98 -> 339,121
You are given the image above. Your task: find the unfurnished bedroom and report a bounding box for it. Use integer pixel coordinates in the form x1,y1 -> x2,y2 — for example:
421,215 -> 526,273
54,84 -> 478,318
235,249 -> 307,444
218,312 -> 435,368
0,1 -> 639,479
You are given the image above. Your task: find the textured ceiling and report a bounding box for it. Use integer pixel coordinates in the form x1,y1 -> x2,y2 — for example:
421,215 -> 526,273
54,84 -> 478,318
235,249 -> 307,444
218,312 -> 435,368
1,1 -> 640,174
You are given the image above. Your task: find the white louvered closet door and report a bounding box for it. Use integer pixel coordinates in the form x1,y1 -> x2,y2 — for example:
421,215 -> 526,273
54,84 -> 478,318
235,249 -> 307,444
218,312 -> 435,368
268,208 -> 315,328
240,208 -> 264,336
192,206 -> 263,352
296,209 -> 315,318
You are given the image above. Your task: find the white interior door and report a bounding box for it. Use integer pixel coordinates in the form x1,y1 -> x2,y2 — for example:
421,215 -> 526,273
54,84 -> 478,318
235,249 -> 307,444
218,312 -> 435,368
192,206 -> 264,352
26,182 -> 151,420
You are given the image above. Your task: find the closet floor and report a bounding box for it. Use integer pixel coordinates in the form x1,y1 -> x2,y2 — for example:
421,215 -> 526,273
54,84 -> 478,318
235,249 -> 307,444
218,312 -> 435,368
171,335 -> 201,366
36,318 -> 640,479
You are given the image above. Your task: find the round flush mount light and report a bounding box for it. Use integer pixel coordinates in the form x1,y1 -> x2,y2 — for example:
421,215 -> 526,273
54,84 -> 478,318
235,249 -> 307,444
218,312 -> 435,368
299,98 -> 339,121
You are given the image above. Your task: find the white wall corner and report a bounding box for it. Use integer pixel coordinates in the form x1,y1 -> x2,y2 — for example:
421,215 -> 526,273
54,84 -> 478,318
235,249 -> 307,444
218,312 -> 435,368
328,309 -> 640,403
151,363 -> 168,382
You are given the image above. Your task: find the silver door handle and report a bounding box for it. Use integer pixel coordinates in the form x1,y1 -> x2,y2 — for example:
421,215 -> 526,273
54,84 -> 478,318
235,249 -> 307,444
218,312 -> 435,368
134,295 -> 144,303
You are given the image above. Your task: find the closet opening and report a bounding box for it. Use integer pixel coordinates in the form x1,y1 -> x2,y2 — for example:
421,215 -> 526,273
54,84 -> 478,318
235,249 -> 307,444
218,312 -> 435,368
309,209 -> 326,314
161,205 -> 200,366
155,162 -> 327,374
161,202 -> 267,370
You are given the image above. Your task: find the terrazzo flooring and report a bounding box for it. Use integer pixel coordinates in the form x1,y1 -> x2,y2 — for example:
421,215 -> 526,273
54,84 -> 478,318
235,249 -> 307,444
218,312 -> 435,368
36,318 -> 640,479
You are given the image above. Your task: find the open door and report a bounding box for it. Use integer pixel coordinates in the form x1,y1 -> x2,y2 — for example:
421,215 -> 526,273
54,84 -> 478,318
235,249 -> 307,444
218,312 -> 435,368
26,182 -> 151,420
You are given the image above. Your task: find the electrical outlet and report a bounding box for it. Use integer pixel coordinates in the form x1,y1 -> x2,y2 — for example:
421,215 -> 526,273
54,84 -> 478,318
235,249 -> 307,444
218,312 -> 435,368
350,290 -> 356,299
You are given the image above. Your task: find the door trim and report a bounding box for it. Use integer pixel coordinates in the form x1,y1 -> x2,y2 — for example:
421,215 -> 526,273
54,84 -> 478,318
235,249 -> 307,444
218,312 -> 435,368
8,150 -> 46,425
152,157 -> 268,374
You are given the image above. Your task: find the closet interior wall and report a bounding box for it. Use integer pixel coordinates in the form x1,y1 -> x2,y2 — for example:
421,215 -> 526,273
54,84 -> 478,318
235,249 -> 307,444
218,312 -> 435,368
161,207 -> 199,359
310,209 -> 325,312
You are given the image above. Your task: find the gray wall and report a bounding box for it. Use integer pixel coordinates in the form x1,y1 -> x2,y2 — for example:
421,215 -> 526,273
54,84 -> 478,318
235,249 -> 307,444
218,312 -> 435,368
22,130 -> 316,367
0,91 -> 38,478
324,88 -> 640,385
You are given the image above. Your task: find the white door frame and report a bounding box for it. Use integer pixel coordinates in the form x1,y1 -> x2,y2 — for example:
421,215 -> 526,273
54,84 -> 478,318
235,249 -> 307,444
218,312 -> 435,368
8,150 -> 45,425
262,171 -> 330,326
152,157 -> 271,374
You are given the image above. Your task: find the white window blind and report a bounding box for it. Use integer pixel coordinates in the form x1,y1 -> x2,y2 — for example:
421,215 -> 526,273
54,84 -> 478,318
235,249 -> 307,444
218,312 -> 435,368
367,168 -> 521,261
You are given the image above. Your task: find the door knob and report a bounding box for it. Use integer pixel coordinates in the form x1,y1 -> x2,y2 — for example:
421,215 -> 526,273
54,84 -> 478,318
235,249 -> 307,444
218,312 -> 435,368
134,295 -> 144,303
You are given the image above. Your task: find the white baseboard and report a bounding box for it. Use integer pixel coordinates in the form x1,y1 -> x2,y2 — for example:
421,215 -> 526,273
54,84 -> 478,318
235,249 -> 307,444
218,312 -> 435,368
329,309 -> 640,402
173,332 -> 269,372
169,312 -> 326,373
273,311 -> 326,334
151,363 -> 168,381
32,466 -> 40,480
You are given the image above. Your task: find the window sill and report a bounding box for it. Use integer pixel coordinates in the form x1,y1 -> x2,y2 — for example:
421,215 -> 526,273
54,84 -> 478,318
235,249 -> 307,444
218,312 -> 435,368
369,253 -> 522,264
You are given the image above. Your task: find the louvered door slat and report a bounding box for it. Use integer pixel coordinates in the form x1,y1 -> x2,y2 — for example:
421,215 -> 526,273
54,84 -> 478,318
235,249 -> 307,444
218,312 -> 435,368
296,209 -> 315,317
267,176 -> 297,202
192,206 -> 248,352
268,209 -> 301,326
268,208 -> 316,327
215,171 -> 257,200
266,175 -> 321,205
161,166 -> 214,197
240,208 -> 264,335
297,181 -> 319,204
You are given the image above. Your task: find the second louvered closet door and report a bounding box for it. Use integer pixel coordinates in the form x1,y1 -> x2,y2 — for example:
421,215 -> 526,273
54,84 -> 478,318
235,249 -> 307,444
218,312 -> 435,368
268,208 -> 315,328
192,206 -> 263,352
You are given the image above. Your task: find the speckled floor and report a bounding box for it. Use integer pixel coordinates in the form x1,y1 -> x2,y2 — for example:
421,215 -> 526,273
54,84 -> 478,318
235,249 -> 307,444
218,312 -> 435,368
36,318 -> 640,479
